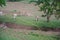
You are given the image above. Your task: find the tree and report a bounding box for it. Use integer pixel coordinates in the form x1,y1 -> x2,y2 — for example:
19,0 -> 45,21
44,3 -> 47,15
0,0 -> 6,7
8,0 -> 23,2
30,0 -> 60,22
54,0 -> 60,20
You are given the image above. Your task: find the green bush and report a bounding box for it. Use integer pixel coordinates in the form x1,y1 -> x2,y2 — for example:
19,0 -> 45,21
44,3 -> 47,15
36,20 -> 60,28
8,0 -> 23,2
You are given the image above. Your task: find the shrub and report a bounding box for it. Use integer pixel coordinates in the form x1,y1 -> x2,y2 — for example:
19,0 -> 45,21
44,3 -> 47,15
33,20 -> 60,31
8,0 -> 23,2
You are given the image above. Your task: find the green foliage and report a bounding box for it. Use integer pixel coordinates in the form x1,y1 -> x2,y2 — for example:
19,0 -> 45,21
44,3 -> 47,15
8,0 -> 23,2
29,0 -> 60,22
0,0 -> 6,7
36,20 -> 60,28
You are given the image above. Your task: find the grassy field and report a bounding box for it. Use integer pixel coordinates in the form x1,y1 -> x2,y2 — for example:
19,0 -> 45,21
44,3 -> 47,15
0,28 -> 60,40
0,15 -> 60,28
0,1 -> 60,40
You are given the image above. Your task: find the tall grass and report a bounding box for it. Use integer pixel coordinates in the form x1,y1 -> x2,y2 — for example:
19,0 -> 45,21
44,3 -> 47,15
0,15 -> 60,28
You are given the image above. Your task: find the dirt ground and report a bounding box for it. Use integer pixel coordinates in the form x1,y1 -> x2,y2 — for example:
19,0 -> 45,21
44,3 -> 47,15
1,2 -> 56,20
0,22 -> 60,32
1,26 -> 60,36
1,2 -> 41,15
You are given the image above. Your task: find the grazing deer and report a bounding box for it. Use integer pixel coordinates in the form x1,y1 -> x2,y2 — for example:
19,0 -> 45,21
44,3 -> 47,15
26,13 -> 33,17
13,14 -> 17,19
20,11 -> 33,17
0,11 -> 3,16
35,16 -> 40,21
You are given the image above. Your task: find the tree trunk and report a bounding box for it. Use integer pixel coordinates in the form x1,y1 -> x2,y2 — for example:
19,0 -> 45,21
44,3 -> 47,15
47,16 -> 50,22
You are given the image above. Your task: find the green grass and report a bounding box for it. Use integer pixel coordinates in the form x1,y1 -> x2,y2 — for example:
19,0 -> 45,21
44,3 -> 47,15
0,28 -> 60,40
0,15 -> 37,26
0,15 -> 60,28
0,15 -> 60,40
36,20 -> 60,28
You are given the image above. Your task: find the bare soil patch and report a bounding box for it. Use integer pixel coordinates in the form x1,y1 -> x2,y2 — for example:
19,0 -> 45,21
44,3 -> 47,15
4,22 -> 60,32
5,22 -> 33,30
